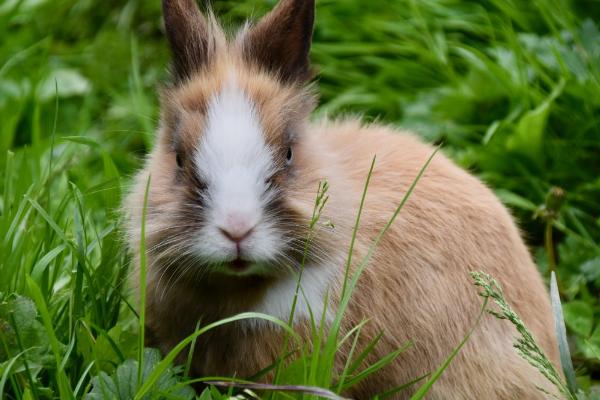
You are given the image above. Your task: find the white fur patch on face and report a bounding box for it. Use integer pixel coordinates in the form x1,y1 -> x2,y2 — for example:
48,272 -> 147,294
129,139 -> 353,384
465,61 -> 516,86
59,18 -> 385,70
192,74 -> 282,265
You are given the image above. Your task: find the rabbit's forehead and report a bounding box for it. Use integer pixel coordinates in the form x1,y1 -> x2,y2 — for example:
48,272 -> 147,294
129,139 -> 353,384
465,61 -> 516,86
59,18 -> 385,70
192,76 -> 275,185
169,61 -> 306,152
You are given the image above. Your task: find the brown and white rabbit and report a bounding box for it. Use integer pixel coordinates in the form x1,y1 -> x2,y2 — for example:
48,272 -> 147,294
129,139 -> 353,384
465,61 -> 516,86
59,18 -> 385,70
124,0 -> 560,398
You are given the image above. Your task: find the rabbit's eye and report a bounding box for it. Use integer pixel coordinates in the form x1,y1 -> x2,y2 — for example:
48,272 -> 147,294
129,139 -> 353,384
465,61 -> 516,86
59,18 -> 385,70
285,147 -> 293,164
175,153 -> 184,169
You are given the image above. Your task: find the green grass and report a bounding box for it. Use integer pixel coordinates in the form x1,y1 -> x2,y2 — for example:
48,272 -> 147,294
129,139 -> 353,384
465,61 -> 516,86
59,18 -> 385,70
1,0 -> 599,398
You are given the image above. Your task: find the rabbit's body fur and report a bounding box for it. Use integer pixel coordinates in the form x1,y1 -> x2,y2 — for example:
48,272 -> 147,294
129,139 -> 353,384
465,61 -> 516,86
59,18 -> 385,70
125,1 -> 560,398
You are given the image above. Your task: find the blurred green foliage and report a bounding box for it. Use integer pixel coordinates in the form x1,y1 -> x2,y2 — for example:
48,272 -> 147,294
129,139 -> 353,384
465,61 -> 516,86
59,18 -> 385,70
0,0 -> 599,397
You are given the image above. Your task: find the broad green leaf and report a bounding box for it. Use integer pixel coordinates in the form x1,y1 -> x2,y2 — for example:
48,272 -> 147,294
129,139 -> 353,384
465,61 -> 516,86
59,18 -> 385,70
0,295 -> 51,365
579,325 -> 600,361
506,79 -> 565,163
37,68 -> 91,101
563,301 -> 594,337
86,348 -> 195,400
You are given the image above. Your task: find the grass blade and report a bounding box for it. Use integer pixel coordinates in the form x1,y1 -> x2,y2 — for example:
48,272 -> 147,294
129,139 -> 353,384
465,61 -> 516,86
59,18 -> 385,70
26,276 -> 74,399
134,312 -> 300,400
550,271 -> 578,394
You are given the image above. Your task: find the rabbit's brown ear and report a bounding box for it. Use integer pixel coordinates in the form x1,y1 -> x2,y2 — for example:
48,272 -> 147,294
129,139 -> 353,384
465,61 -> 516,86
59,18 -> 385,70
242,0 -> 315,83
162,0 -> 212,82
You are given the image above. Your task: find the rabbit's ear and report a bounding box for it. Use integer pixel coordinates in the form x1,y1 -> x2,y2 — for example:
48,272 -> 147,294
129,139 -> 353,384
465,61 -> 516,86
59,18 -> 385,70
242,0 -> 315,83
162,0 -> 212,82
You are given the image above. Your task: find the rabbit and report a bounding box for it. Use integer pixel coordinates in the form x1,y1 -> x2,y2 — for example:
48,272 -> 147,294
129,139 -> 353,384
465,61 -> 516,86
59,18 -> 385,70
124,0 -> 561,398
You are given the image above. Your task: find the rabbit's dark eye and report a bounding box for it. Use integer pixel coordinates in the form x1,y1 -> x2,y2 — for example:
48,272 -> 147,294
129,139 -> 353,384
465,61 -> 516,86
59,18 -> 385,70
285,147 -> 293,164
175,153 -> 184,169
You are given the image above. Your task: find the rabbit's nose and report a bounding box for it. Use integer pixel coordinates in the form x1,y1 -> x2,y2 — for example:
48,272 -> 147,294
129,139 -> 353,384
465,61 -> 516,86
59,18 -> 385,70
218,213 -> 256,243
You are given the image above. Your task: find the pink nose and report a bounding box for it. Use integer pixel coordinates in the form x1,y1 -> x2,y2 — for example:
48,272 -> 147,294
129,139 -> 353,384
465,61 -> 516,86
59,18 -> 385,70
218,213 -> 255,244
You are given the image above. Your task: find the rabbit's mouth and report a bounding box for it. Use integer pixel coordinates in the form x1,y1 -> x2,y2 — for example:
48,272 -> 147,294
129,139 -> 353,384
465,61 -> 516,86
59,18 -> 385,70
219,259 -> 275,277
228,258 -> 251,272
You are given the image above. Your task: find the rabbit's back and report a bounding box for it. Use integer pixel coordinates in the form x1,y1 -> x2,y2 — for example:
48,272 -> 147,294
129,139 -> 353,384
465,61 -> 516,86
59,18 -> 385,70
300,119 -> 559,398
